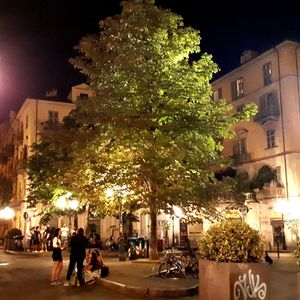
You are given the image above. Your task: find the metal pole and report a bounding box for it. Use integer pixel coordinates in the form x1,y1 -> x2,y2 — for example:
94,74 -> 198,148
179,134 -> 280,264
119,197 -> 126,261
172,216 -> 175,247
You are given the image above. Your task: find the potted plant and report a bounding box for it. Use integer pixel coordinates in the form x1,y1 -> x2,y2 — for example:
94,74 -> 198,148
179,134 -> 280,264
198,221 -> 269,300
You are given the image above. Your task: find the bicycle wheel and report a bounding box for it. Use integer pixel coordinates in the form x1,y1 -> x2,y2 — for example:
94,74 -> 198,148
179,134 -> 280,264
159,261 -> 170,278
180,253 -> 193,268
151,262 -> 160,277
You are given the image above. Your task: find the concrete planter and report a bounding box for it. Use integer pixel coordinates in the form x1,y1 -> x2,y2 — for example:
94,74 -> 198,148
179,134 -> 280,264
199,259 -> 270,300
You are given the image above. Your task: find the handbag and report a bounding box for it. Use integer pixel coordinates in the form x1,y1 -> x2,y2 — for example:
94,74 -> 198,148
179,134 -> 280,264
100,265 -> 109,277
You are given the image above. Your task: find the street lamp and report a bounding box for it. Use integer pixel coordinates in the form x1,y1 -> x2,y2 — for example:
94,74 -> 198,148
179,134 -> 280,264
55,193 -> 79,230
106,186 -> 128,261
0,207 -> 15,220
172,206 -> 184,247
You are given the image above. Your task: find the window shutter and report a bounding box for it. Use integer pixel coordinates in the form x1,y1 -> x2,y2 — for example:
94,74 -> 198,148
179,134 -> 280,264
259,94 -> 266,116
231,81 -> 237,101
272,91 -> 279,114
218,88 -> 222,99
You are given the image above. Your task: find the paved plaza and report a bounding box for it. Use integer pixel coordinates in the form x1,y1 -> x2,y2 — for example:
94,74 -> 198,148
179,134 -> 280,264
0,248 -> 299,299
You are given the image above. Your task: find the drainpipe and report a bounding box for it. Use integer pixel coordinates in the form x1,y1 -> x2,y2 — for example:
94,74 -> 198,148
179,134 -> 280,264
274,47 -> 289,199
35,100 -> 39,144
295,43 -> 300,132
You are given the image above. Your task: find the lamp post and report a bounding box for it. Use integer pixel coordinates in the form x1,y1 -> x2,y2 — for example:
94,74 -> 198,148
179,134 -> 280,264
55,193 -> 79,231
106,186 -> 127,261
0,207 -> 15,220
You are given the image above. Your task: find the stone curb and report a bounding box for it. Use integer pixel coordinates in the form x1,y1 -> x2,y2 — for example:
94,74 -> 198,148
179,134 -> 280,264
99,278 -> 198,298
4,248 -> 199,298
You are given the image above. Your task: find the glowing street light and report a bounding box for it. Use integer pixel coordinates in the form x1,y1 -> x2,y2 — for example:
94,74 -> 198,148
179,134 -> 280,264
55,192 -> 79,230
0,207 -> 15,220
55,192 -> 78,210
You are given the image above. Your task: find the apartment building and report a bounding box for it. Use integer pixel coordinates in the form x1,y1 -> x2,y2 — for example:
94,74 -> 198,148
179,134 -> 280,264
0,83 -> 92,239
2,41 -> 300,250
211,40 -> 300,250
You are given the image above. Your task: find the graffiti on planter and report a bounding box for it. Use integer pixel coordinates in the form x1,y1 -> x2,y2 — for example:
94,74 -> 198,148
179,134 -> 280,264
233,269 -> 267,300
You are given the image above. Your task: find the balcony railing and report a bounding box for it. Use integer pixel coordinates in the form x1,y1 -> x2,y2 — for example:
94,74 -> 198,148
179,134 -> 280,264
232,152 -> 251,165
256,185 -> 285,200
254,108 -> 280,124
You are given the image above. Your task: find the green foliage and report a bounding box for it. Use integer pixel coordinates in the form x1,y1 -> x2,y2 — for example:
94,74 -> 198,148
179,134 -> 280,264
28,0 -> 257,258
68,0 -> 255,216
198,221 -> 264,263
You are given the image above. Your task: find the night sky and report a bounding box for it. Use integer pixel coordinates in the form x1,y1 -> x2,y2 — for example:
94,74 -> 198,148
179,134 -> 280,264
0,0 -> 300,122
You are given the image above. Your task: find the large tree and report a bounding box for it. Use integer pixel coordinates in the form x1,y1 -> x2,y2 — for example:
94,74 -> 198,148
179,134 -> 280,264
28,0 -> 256,259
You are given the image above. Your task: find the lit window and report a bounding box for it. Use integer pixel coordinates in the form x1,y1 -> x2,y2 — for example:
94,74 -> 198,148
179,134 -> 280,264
77,93 -> 89,102
263,62 -> 272,86
233,139 -> 246,155
266,129 -> 275,148
48,111 -> 59,123
274,166 -> 282,185
212,88 -> 222,102
231,77 -> 244,100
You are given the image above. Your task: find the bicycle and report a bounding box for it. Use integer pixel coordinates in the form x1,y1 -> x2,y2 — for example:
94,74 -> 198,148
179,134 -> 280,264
158,249 -> 185,278
180,250 -> 199,279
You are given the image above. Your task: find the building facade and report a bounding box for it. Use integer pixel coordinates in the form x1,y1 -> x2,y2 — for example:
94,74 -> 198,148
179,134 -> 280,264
1,41 -> 300,251
0,83 -> 93,241
212,40 -> 300,250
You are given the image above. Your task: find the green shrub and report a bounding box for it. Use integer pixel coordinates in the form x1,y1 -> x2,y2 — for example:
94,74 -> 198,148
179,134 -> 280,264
198,221 -> 264,263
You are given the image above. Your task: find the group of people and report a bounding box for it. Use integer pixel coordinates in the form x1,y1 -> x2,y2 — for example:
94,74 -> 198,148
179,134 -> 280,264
26,225 -> 51,252
50,227 -> 104,286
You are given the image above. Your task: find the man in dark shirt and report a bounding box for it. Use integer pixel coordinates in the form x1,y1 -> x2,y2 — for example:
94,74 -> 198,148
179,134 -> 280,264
64,228 -> 89,286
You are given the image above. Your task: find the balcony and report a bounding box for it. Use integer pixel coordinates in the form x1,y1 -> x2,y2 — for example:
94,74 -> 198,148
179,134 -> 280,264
254,108 -> 280,125
256,184 -> 285,200
254,92 -> 280,125
41,121 -> 60,130
232,152 -> 251,165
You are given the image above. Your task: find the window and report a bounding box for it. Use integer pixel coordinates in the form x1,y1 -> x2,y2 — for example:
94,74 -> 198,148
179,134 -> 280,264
263,62 -> 272,86
77,93 -> 89,102
266,128 -> 276,148
25,115 -> 28,129
274,166 -> 282,185
237,104 -> 244,113
212,88 -> 222,102
231,77 -> 244,100
48,111 -> 58,123
260,92 -> 279,117
233,139 -> 246,155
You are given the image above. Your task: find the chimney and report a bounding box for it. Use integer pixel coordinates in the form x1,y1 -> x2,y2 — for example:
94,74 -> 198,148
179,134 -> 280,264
240,50 -> 258,65
9,110 -> 16,122
45,88 -> 58,97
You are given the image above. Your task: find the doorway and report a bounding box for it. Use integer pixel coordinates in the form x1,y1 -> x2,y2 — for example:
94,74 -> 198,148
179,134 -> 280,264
271,219 -> 287,250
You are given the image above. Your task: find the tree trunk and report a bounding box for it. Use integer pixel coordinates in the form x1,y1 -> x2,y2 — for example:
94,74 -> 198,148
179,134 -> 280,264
149,210 -> 158,259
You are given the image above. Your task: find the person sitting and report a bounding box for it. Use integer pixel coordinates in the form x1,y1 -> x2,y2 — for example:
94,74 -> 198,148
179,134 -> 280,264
84,249 -> 103,285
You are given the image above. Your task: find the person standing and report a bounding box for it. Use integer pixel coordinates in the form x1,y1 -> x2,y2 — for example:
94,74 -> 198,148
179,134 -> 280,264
50,228 -> 65,285
61,224 -> 69,245
64,228 -> 88,287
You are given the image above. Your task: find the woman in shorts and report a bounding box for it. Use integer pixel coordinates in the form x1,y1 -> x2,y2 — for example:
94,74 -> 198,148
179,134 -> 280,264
50,228 -> 65,285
